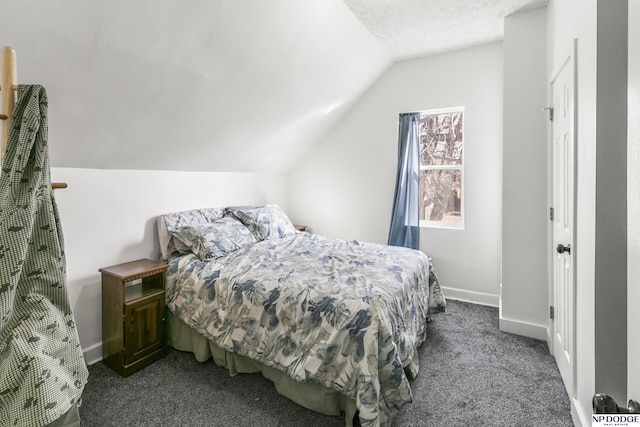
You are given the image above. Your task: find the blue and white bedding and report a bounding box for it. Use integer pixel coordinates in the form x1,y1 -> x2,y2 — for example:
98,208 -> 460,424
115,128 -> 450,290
162,206 -> 445,427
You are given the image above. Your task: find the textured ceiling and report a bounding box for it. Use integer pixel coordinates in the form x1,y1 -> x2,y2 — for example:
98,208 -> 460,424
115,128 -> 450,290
344,0 -> 549,59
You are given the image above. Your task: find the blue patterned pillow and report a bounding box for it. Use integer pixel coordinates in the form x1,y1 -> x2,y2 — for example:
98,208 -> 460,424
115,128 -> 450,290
158,207 -> 225,259
170,216 -> 257,260
229,205 -> 296,241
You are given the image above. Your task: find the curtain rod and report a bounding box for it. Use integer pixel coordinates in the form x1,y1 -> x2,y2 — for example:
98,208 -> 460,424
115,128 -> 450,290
0,46 -> 67,191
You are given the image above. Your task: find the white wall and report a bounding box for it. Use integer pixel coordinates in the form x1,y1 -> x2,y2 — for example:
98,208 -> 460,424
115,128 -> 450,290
501,8 -> 548,339
289,42 -> 503,305
51,167 -> 288,364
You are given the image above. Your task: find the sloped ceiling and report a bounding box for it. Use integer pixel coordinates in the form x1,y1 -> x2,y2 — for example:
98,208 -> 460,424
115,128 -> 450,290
2,0 -> 546,173
3,0 -> 390,172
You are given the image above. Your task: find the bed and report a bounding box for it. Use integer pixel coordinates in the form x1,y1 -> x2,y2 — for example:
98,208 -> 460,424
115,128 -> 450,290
157,205 -> 445,427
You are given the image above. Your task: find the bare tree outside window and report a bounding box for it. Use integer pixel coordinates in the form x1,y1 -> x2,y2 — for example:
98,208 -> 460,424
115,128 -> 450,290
419,108 -> 464,228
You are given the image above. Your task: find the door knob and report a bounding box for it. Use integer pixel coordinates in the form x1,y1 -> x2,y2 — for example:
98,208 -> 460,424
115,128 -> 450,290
593,393 -> 640,413
556,244 -> 571,254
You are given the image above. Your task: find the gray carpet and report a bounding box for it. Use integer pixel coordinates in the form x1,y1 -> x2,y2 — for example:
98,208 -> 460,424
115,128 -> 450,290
79,300 -> 573,426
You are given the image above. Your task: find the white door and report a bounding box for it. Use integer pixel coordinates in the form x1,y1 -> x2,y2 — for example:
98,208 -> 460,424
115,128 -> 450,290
550,45 -> 576,397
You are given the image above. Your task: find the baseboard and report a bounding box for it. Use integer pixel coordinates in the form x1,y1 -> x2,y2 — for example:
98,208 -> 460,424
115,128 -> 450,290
441,286 -> 499,307
83,342 -> 102,366
498,306 -> 549,341
572,396 -> 589,427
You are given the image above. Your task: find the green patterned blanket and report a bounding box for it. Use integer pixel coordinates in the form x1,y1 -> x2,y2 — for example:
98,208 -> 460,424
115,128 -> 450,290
0,85 -> 88,427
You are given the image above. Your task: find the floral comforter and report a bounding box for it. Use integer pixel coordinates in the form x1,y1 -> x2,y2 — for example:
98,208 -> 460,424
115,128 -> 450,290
166,232 -> 445,427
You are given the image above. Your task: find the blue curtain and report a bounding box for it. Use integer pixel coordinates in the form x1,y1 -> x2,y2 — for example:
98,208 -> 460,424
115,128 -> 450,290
388,112 -> 420,249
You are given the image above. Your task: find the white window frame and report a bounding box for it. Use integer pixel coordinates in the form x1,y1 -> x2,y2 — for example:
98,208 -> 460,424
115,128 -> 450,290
417,106 -> 465,230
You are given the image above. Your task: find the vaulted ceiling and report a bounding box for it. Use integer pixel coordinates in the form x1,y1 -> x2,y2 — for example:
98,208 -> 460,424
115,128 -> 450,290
2,0 -> 545,173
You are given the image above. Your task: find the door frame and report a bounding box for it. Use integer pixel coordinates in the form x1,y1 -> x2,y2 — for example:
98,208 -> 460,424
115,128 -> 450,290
548,39 -> 578,399
628,0 -> 640,403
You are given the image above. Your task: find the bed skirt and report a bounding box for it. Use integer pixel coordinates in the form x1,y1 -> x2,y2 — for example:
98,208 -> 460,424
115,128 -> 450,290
166,309 -> 358,426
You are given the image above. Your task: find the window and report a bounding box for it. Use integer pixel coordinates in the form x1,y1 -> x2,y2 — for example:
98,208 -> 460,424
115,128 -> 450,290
418,107 -> 464,228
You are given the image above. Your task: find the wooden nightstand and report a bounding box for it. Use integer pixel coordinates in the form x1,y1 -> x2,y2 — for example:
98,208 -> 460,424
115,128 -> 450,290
100,258 -> 168,377
294,224 -> 308,232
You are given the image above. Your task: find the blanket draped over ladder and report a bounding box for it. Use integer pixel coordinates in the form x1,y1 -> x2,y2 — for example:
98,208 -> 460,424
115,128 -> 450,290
0,85 -> 88,426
